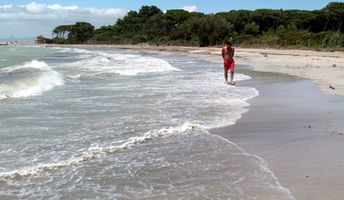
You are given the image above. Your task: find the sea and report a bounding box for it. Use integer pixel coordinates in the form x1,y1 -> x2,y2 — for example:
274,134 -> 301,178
0,45 -> 294,199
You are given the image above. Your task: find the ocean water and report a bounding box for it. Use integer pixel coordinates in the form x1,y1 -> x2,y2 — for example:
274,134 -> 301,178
0,46 -> 294,199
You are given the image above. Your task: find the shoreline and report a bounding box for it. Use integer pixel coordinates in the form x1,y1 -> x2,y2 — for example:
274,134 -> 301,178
211,70 -> 344,200
46,44 -> 344,96
113,45 -> 344,199
45,44 -> 344,199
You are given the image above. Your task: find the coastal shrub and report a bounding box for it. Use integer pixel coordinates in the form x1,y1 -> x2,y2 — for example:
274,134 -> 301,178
51,3 -> 344,50
244,22 -> 260,36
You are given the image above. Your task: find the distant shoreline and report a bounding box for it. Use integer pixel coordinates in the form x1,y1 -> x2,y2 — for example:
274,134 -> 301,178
45,44 -> 344,96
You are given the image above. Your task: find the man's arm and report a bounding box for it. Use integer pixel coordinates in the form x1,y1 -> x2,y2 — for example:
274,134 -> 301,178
221,48 -> 225,60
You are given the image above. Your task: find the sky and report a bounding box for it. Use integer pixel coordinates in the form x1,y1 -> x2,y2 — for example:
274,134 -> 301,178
0,0 -> 343,39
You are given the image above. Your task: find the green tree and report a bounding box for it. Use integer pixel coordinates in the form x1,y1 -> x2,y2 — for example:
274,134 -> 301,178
94,25 -> 121,42
52,25 -> 72,39
252,9 -> 286,32
116,11 -> 141,35
192,15 -> 231,46
322,2 -> 344,32
68,22 -> 95,43
244,22 -> 260,35
221,10 -> 252,34
51,3 -> 344,48
138,5 -> 162,20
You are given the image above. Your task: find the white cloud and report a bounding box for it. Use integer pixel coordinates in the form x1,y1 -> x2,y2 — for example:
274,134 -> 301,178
47,4 -> 79,11
0,2 -> 128,38
25,2 -> 47,13
181,5 -> 197,12
0,4 -> 12,9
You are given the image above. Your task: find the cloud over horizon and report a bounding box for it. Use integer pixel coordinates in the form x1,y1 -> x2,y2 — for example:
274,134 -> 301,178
0,2 -> 128,38
181,5 -> 198,12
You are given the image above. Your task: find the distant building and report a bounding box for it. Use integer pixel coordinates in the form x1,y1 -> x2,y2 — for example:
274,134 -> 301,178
0,41 -> 16,46
35,35 -> 53,44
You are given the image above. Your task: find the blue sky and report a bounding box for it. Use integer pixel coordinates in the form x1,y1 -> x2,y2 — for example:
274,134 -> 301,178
0,0 -> 343,39
2,0 -> 341,13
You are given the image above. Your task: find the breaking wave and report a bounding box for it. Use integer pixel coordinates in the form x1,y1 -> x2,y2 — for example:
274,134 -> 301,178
0,60 -> 64,99
57,47 -> 181,76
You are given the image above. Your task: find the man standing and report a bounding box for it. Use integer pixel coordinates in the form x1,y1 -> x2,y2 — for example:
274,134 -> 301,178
222,40 -> 235,85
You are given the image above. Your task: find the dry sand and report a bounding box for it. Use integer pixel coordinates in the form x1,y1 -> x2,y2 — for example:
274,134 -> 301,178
236,48 -> 344,96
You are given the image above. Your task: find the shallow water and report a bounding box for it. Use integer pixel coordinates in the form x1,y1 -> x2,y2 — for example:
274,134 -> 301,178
0,46 -> 293,199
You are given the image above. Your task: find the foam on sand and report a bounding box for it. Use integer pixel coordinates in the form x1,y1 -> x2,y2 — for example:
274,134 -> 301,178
0,122 -> 203,179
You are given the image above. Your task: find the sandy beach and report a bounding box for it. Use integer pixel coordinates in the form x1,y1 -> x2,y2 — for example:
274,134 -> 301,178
112,45 -> 344,200
212,71 -> 344,200
49,44 -> 344,96
47,44 -> 344,199
221,49 -> 344,200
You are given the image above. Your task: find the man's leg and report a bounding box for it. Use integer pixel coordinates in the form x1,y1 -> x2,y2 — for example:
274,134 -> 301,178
230,71 -> 234,84
229,60 -> 235,85
224,71 -> 228,83
224,62 -> 229,83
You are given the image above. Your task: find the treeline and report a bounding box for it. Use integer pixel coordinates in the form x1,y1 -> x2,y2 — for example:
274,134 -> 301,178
52,2 -> 344,49
52,22 -> 95,44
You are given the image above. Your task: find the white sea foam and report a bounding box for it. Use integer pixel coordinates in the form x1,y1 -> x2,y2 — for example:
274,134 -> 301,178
196,89 -> 258,129
169,75 -> 259,129
0,122 -> 203,179
66,74 -> 90,81
233,73 -> 252,81
64,49 -> 180,76
51,47 -> 93,54
0,60 -> 64,99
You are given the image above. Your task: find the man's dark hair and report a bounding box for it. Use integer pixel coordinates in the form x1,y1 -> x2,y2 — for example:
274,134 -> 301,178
225,39 -> 232,46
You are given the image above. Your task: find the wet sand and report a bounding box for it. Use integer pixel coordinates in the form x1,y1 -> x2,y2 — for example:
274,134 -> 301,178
212,68 -> 344,200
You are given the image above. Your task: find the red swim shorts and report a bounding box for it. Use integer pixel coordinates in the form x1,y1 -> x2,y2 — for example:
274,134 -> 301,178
224,59 -> 235,73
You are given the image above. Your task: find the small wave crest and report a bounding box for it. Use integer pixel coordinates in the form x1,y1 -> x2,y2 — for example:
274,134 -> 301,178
0,123 -> 203,179
0,60 -> 64,99
60,48 -> 180,76
65,74 -> 91,81
51,47 -> 93,54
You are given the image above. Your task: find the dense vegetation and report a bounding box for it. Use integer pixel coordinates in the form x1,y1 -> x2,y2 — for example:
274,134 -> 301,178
52,22 -> 95,44
52,3 -> 344,49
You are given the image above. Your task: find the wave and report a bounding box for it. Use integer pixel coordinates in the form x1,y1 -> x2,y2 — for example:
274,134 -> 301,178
51,47 -> 93,54
65,74 -> 91,81
0,122 -> 204,179
0,60 -> 64,99
56,47 -> 180,76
